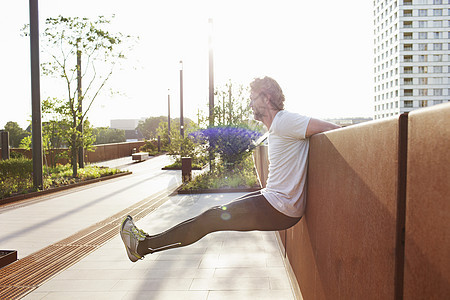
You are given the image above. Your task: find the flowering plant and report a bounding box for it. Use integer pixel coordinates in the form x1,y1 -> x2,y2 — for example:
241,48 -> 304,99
190,126 -> 261,167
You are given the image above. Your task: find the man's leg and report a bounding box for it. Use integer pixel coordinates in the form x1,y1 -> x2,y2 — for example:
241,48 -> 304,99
136,192 -> 300,256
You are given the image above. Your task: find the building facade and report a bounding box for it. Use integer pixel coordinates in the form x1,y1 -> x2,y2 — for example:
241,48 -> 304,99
373,0 -> 449,119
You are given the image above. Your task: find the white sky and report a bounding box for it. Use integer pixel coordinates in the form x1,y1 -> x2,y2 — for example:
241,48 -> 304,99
0,0 -> 374,129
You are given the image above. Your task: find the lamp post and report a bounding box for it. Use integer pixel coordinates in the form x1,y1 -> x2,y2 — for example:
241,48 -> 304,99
208,18 -> 215,170
179,60 -> 184,139
168,89 -> 171,144
208,18 -> 215,127
29,0 -> 43,189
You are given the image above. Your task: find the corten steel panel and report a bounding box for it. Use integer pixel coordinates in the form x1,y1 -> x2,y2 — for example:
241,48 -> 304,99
404,103 -> 450,299
290,118 -> 402,299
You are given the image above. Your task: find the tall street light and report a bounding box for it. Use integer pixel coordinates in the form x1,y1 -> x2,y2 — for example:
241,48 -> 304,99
168,89 -> 171,144
179,60 -> 184,138
208,18 -> 215,127
29,0 -> 43,189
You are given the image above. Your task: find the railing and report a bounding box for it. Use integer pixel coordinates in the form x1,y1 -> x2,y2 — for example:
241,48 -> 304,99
0,141 -> 146,164
253,102 -> 449,299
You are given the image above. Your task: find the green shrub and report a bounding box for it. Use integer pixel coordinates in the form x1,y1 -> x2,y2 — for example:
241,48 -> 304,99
0,158 -> 33,180
0,158 -> 34,198
10,151 -> 26,159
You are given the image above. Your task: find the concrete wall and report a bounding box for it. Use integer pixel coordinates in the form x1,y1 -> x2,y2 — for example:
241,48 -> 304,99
253,102 -> 449,299
0,141 -> 145,164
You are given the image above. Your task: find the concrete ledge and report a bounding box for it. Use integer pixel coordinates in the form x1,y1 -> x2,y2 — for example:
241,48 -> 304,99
132,152 -> 149,161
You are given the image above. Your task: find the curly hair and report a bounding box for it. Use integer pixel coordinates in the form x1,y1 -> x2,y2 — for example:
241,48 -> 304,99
250,76 -> 285,111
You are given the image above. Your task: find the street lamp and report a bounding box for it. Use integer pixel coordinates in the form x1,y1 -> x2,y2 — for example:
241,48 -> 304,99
179,60 -> 184,138
168,89 -> 171,144
208,18 -> 214,127
29,0 -> 43,189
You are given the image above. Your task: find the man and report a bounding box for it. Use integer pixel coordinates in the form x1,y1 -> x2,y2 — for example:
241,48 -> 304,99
120,76 -> 340,262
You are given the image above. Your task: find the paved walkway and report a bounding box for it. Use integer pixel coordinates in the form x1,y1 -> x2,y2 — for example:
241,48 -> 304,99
1,155 -> 295,299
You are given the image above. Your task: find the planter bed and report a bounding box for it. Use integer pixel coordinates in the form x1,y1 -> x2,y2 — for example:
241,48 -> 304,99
0,250 -> 17,269
0,171 -> 132,207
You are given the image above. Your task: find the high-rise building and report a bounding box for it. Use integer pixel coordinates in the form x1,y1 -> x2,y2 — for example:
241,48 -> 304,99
373,0 -> 449,119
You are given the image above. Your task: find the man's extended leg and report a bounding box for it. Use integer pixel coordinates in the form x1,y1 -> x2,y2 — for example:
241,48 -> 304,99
132,191 -> 300,257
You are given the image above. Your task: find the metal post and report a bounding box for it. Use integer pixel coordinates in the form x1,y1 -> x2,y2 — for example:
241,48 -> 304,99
179,61 -> 184,139
208,18 -> 215,127
208,18 -> 215,170
77,40 -> 84,168
29,0 -> 43,189
168,89 -> 171,144
181,157 -> 192,182
1,131 -> 10,160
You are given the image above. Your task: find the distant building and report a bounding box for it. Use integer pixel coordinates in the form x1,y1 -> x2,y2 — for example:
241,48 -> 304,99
373,0 -> 449,120
110,119 -> 144,141
326,117 -> 373,127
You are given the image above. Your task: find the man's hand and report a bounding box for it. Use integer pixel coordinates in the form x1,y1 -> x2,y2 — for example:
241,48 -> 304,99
306,118 -> 341,138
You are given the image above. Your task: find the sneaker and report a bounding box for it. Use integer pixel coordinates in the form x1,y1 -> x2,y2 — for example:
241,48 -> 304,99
120,215 -> 146,262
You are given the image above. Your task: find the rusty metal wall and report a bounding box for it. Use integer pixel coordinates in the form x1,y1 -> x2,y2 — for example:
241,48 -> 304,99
293,118 -> 402,299
253,104 -> 450,299
403,104 -> 450,299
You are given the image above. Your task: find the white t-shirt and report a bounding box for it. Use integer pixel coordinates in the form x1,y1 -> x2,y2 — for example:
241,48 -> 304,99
261,110 -> 311,218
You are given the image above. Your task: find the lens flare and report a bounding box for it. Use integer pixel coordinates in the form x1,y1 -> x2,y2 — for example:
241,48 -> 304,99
221,212 -> 231,221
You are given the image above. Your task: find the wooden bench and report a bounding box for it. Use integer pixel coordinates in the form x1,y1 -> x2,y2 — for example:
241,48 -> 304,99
132,152 -> 149,161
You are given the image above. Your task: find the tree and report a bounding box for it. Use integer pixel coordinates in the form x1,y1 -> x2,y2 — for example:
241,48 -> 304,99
22,15 -> 135,177
93,127 -> 126,145
137,116 -> 167,140
2,122 -> 30,148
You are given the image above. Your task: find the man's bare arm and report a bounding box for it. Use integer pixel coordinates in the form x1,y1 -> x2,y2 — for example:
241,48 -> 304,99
305,118 -> 341,138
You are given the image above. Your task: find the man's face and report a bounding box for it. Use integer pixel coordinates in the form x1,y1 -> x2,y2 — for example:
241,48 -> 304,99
249,91 -> 267,121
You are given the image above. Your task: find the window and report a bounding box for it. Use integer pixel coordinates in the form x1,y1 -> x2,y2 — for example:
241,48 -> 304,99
404,66 -> 413,74
420,100 -> 428,107
403,21 -> 412,28
404,44 -> 413,51
433,0 -> 442,4
419,21 -> 427,28
433,77 -> 443,84
404,10 -> 413,17
404,55 -> 413,62
419,32 -> 428,39
419,66 -> 428,73
419,44 -> 428,51
433,43 -> 442,50
404,100 -> 413,108
419,89 -> 428,96
434,89 -> 443,96
433,9 -> 442,16
434,32 -> 442,39
433,21 -> 443,28
419,55 -> 428,62
404,78 -> 413,85
419,77 -> 428,84
434,100 -> 443,105
404,89 -> 413,96
404,32 -> 413,39
433,66 -> 443,73
419,9 -> 428,17
433,55 -> 443,62
403,0 -> 412,4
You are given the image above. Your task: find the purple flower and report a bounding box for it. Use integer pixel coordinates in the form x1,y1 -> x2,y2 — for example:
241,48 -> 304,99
190,126 -> 261,164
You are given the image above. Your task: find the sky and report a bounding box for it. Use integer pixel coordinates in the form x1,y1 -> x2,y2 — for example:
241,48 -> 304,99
0,0 -> 374,129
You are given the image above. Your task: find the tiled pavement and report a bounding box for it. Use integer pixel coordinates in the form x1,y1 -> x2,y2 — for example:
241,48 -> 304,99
1,156 -> 296,299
